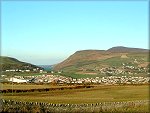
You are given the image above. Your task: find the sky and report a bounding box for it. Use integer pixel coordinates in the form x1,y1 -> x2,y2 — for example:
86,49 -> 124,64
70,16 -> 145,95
1,1 -> 149,65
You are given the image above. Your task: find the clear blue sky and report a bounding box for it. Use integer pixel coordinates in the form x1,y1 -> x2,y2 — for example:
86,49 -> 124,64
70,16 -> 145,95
1,1 -> 149,65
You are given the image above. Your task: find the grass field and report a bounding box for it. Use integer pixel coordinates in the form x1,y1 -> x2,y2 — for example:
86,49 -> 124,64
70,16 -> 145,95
0,83 -> 70,90
2,72 -> 42,76
1,85 -> 149,104
60,72 -> 149,79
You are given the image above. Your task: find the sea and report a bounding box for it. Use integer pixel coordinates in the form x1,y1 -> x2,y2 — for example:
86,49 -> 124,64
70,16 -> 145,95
38,65 -> 53,71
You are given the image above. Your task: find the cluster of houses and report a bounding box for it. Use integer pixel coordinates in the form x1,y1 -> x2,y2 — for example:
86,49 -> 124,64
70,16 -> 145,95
69,76 -> 150,84
92,63 -> 149,75
98,67 -> 149,75
5,69 -> 31,72
4,68 -> 45,73
99,67 -> 124,75
3,74 -> 150,85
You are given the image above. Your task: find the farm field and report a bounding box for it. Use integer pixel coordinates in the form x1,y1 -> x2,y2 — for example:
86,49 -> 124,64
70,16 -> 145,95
1,72 -> 43,76
1,84 -> 149,104
60,73 -> 149,79
1,83 -> 72,90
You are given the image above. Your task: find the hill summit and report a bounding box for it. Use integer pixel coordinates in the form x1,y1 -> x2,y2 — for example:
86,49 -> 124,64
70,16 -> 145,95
107,46 -> 148,53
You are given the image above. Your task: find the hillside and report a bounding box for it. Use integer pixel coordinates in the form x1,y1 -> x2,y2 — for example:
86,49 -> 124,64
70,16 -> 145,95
53,46 -> 149,76
0,56 -> 43,71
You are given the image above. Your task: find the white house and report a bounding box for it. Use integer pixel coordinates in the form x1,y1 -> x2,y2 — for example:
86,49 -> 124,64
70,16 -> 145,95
8,77 -> 27,83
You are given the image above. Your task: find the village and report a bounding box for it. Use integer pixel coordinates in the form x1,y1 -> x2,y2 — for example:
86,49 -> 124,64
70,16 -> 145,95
1,61 -> 150,85
80,61 -> 150,76
1,73 -> 149,85
4,67 -> 45,73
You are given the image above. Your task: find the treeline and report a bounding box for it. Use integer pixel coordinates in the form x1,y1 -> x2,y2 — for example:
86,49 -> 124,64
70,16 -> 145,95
0,85 -> 94,94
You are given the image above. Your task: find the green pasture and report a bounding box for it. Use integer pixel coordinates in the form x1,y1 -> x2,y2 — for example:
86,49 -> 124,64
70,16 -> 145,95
2,72 -> 43,76
60,73 -> 100,78
60,72 -> 149,79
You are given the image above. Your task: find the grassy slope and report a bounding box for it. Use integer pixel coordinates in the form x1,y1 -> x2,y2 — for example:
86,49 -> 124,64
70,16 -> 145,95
0,56 -> 27,65
0,56 -> 41,71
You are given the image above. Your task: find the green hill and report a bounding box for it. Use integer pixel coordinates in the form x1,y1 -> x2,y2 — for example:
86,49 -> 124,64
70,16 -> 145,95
0,56 -> 43,71
53,46 -> 149,77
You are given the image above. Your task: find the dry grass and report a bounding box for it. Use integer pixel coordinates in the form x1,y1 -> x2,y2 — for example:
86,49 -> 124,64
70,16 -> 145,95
1,83 -> 72,90
1,85 -> 149,104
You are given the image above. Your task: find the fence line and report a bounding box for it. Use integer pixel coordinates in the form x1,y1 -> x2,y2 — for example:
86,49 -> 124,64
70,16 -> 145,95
1,99 -> 149,113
